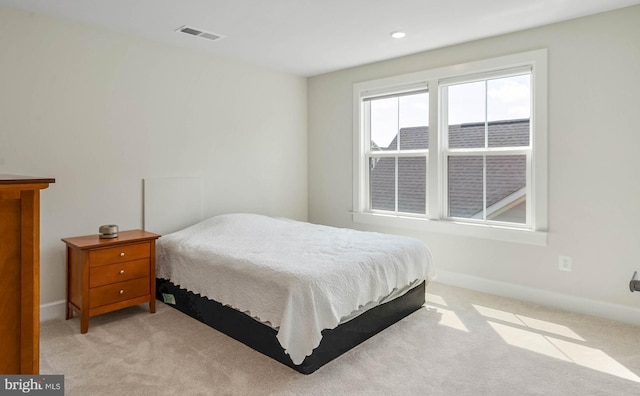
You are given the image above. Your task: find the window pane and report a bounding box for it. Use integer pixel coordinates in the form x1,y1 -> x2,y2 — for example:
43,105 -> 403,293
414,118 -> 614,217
370,157 -> 395,211
369,92 -> 429,151
486,155 -> 527,224
448,156 -> 483,218
448,81 -> 485,149
487,74 -> 531,147
370,97 -> 398,151
398,157 -> 426,214
398,93 -> 429,150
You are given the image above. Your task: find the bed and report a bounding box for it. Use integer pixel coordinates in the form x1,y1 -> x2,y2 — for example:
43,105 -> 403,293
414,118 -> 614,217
144,178 -> 436,374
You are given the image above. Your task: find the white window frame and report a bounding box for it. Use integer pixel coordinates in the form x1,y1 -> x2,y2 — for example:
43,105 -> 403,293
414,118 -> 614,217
352,50 -> 548,245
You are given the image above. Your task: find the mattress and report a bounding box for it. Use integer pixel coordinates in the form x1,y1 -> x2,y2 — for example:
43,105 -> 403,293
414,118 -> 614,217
156,278 -> 427,374
156,213 -> 435,364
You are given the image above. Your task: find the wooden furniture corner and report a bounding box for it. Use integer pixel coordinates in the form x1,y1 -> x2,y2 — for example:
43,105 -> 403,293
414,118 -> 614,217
0,175 -> 55,375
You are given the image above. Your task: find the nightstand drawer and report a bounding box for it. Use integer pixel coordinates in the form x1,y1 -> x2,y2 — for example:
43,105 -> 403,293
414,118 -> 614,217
89,278 -> 149,308
89,242 -> 150,267
89,258 -> 150,288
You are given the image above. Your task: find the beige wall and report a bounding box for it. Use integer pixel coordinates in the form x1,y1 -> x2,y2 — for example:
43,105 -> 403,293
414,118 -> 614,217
0,7 -> 308,305
308,6 -> 640,321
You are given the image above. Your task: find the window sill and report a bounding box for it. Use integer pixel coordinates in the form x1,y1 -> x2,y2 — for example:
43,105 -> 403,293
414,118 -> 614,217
352,212 -> 548,246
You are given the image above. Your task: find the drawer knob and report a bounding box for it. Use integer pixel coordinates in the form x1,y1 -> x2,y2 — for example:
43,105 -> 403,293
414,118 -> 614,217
119,269 -> 125,275
120,252 -> 125,257
119,289 -> 124,295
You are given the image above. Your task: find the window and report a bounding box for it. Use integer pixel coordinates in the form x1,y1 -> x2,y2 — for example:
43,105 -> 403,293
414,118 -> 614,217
442,71 -> 531,225
353,50 -> 547,245
366,90 -> 429,214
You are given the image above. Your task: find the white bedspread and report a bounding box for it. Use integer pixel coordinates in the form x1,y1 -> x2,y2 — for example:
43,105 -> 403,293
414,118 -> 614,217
156,213 -> 435,365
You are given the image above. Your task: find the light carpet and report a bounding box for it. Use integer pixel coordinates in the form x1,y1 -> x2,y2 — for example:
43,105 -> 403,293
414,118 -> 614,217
40,283 -> 640,395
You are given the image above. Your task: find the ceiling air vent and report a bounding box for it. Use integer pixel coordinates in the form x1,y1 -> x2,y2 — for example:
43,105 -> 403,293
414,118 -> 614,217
176,25 -> 223,42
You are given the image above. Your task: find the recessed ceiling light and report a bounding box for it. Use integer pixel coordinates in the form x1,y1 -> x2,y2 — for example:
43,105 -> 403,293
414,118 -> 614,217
390,31 -> 406,39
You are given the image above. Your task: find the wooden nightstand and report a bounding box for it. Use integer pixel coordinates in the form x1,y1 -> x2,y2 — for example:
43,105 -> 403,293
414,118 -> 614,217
62,230 -> 160,333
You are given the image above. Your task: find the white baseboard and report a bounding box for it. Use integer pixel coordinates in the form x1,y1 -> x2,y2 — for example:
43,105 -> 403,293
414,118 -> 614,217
435,270 -> 640,326
40,300 -> 66,323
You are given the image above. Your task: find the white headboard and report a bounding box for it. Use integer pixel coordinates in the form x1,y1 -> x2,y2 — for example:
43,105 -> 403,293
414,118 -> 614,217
143,177 -> 203,235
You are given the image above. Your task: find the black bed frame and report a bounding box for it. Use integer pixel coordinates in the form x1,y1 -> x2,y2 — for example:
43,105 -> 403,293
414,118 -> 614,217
156,278 -> 426,374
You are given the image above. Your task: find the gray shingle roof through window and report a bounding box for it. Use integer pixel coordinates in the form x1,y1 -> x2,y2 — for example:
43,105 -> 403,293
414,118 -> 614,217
370,119 -> 529,219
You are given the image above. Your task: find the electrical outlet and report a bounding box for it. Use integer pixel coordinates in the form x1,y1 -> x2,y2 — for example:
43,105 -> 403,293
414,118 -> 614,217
559,256 -> 572,272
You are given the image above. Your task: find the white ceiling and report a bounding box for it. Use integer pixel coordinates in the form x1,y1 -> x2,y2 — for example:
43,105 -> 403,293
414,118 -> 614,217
1,0 -> 639,76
